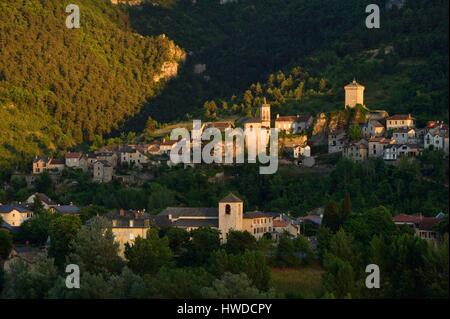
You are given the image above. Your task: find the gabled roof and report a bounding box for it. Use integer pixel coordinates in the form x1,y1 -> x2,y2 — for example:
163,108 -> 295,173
273,220 -> 289,228
50,205 -> 80,215
275,115 -> 298,122
219,193 -> 243,203
387,114 -> 414,121
48,158 -> 65,165
0,205 -> 31,214
393,214 -> 439,231
33,156 -> 49,163
94,160 -> 112,167
244,117 -> 262,124
65,152 -> 82,159
344,79 -> 364,88
33,193 -> 55,206
369,120 -> 384,128
243,211 -> 272,219
159,207 -> 218,218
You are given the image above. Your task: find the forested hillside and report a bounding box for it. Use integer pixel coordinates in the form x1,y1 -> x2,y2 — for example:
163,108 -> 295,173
125,0 -> 448,127
0,0 -> 183,169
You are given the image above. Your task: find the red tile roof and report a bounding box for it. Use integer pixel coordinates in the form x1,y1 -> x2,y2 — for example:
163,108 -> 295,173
393,214 -> 439,231
65,152 -> 82,159
273,220 -> 289,228
387,114 -> 414,121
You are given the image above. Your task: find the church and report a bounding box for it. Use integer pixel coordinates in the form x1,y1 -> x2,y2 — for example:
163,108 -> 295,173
151,193 -> 275,242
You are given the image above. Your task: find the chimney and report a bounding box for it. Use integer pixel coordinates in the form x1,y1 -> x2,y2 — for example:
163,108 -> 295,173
119,208 -> 125,217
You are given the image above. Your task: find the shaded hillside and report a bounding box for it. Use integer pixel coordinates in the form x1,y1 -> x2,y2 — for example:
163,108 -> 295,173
0,0 -> 184,168
125,0 -> 448,128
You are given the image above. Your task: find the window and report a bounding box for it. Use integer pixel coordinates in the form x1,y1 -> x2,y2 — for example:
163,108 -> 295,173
225,204 -> 231,214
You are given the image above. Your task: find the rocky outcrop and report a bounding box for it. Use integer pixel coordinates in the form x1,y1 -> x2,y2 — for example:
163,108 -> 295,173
153,35 -> 186,83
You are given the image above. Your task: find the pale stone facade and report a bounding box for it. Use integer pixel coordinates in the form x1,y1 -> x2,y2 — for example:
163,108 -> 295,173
0,205 -> 33,227
386,114 -> 415,130
344,79 -> 365,108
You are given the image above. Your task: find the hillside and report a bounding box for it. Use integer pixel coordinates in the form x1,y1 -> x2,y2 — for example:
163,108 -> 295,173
0,0 -> 184,169
124,0 -> 448,128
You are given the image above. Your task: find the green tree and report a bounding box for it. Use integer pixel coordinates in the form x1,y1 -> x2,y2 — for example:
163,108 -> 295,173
201,273 -> 275,299
2,255 -> 58,299
48,215 -> 82,267
144,267 -> 214,299
322,255 -> 357,299
124,229 -> 174,274
0,229 -> 13,261
209,249 -> 271,291
69,216 -> 124,276
225,230 -> 257,255
163,227 -> 190,255
183,227 -> 220,266
35,172 -> 53,194
322,201 -> 341,232
348,125 -> 362,141
17,212 -> 55,244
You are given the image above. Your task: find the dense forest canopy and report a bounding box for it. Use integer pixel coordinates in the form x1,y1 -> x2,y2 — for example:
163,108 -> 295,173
0,0 -> 183,169
125,0 -> 448,128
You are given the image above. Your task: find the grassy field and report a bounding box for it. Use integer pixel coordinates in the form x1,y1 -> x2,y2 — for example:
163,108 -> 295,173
270,263 -> 324,299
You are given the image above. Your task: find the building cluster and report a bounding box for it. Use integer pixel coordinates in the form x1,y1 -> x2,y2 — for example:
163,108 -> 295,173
328,80 -> 449,161
104,193 -> 300,254
0,193 -> 80,231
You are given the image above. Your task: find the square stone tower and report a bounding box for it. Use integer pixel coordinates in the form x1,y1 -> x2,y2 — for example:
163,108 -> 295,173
260,98 -> 271,128
218,193 -> 244,242
344,79 -> 365,109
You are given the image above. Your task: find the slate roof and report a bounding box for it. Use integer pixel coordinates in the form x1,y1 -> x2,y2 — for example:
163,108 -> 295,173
173,219 -> 219,228
243,211 -> 272,219
159,207 -> 219,218
0,205 -> 31,213
387,114 -> 414,121
219,193 -> 243,203
105,210 -> 151,228
51,205 -> 80,215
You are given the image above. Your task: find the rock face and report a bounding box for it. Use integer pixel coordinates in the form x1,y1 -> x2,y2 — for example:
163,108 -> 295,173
312,113 -> 328,136
153,37 -> 186,82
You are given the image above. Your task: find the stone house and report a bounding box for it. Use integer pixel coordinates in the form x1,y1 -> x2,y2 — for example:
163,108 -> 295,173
275,114 -> 313,134
386,114 -> 415,130
383,144 -> 421,161
105,209 -> 152,256
393,128 -> 417,144
0,205 -> 33,227
32,157 -> 49,174
368,137 -> 395,158
119,146 -> 148,168
362,120 -> 385,137
328,129 -> 347,154
393,214 -> 441,242
343,139 -> 368,161
49,204 -> 81,216
25,193 -> 55,210
65,152 -> 83,168
93,160 -> 114,183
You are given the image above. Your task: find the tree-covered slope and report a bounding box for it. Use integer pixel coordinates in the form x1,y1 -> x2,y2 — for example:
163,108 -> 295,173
0,0 -> 183,168
126,0 -> 448,126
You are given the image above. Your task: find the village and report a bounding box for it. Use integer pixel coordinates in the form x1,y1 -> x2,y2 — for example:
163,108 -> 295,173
1,80 -> 447,265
